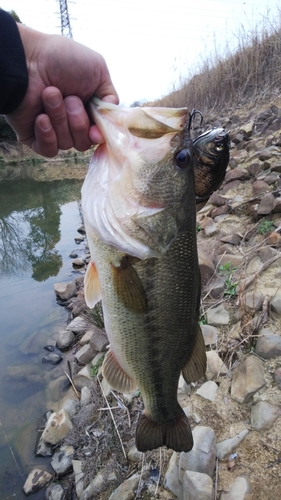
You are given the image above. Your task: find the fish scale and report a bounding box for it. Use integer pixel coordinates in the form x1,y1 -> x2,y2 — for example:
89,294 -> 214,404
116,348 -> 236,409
82,98 -> 208,452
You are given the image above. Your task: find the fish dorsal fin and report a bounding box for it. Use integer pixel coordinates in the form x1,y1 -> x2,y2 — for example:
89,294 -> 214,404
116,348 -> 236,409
102,349 -> 137,393
182,325 -> 207,383
84,261 -> 101,309
111,257 -> 147,313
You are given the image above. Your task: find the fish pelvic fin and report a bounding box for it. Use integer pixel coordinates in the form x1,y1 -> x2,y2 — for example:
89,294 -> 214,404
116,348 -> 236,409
84,261 -> 102,309
136,406 -> 193,453
111,257 -> 147,313
182,324 -> 207,383
102,349 -> 137,393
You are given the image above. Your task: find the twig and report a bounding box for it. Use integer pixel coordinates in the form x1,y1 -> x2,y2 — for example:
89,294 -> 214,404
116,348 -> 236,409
0,419 -> 23,478
215,458 -> 219,499
63,370 -> 80,399
239,253 -> 281,291
155,448 -> 162,497
97,377 -> 127,459
136,452 -> 145,498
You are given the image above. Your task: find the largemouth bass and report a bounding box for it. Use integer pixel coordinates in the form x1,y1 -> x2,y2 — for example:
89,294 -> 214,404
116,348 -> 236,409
194,128 -> 230,210
82,99 -> 206,453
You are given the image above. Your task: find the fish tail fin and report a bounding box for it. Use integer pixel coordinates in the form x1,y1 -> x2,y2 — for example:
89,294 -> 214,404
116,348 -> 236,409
135,406 -> 193,453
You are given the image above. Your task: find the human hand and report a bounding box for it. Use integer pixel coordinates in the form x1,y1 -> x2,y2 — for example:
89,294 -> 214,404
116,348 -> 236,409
5,24 -> 119,157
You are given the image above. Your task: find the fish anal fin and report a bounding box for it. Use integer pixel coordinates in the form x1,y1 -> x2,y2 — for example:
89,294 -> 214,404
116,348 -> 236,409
102,349 -> 137,393
182,325 -> 207,383
84,261 -> 101,309
111,257 -> 147,313
136,406 -> 193,453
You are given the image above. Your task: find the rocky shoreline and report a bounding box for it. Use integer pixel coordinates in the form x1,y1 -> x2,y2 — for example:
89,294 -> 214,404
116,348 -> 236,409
23,102 -> 281,499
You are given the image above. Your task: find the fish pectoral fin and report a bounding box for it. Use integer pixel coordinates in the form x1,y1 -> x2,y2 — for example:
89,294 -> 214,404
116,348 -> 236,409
136,406 -> 193,453
182,325 -> 207,383
84,261 -> 102,309
102,350 -> 137,393
111,257 -> 147,313
132,211 -> 178,255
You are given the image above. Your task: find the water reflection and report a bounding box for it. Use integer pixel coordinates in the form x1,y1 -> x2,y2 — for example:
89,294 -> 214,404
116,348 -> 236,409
0,176 -> 84,499
0,180 -> 82,281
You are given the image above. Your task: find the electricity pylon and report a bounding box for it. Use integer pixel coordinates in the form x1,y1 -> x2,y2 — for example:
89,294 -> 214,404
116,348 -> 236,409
58,0 -> 73,38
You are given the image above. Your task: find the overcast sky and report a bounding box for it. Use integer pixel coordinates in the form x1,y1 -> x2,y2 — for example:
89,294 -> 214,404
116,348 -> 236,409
1,0 -> 280,105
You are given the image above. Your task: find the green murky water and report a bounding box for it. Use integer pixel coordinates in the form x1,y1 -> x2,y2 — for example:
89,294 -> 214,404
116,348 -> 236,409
0,176 -> 84,498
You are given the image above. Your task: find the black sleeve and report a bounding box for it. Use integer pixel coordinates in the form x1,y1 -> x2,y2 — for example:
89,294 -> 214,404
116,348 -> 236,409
0,10 -> 28,114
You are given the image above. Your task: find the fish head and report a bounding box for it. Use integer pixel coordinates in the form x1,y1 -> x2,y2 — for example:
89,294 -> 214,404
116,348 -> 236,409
193,128 -> 230,210
82,99 -> 195,259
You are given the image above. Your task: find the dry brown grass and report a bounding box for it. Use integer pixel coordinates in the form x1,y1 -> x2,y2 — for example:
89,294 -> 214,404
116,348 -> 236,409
149,10 -> 281,114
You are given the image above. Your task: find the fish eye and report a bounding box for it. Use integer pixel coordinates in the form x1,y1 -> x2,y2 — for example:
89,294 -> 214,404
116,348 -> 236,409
175,149 -> 191,169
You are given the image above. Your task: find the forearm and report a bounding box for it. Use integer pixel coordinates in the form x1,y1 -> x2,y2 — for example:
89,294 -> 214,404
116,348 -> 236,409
0,10 -> 28,114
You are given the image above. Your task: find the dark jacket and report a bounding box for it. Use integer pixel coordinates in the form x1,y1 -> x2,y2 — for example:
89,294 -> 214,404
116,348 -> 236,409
0,10 -> 28,114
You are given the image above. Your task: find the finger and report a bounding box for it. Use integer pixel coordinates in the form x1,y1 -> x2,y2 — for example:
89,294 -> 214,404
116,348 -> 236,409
65,96 -> 93,151
42,87 -> 73,150
33,114 -> 58,157
89,124 -> 105,144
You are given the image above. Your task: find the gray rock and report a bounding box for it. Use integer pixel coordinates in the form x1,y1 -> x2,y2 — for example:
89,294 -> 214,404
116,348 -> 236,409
80,330 -> 94,345
231,355 -> 266,403
80,472 -> 105,499
220,233 -> 242,245
220,475 -> 252,500
89,328 -> 108,351
206,351 -> 228,380
66,316 -> 88,334
73,365 -> 93,391
217,254 -> 244,268
50,445 -> 74,476
198,247 -> 215,283
54,281 -> 76,300
208,277 -> 225,299
42,352 -> 63,365
216,429 -> 249,460
201,325 -> 218,345
182,470 -> 214,500
69,251 -> 78,258
255,329 -> 281,358
56,330 -> 75,350
240,121 -> 254,136
72,257 -> 85,267
257,193 -> 275,214
252,180 -> 270,196
196,381 -> 218,402
45,483 -> 67,500
274,367 -> 281,388
23,468 -> 53,495
251,401 -> 280,430
108,473 -> 140,500
164,451 -> 182,498
127,444 -> 143,462
73,460 -> 85,498
61,398 -> 80,417
203,217 -> 217,236
179,426 -> 216,480
34,435 -> 53,457
80,387 -> 92,406
206,304 -> 230,326
270,293 -> 281,315
42,410 -> 73,445
75,235 -> 85,244
244,291 -> 264,312
46,375 -> 70,402
75,344 -> 97,365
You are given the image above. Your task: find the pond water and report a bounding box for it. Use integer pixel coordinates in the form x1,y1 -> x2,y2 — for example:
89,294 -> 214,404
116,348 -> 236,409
0,176 -> 85,498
